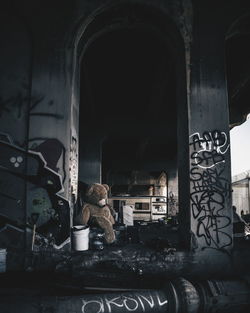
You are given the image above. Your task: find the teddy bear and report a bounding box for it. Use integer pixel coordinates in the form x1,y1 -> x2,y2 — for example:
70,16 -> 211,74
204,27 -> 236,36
74,183 -> 116,243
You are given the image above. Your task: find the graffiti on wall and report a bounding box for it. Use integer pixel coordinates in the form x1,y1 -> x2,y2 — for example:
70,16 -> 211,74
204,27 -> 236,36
189,130 -> 232,250
0,77 -> 72,251
0,91 -> 31,120
0,137 -> 70,248
29,137 -> 66,184
0,87 -> 63,122
190,131 -> 229,169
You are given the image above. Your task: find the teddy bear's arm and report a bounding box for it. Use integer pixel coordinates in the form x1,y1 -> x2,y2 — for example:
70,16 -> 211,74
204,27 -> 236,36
94,216 -> 115,243
107,204 -> 116,218
109,213 -> 115,225
82,205 -> 91,225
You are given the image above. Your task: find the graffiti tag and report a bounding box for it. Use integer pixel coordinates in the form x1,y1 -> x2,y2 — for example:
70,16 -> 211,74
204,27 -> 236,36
190,130 -> 229,169
81,293 -> 168,313
189,130 -> 232,250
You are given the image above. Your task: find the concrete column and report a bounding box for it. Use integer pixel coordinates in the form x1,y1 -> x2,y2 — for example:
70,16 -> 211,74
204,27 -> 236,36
187,2 -> 233,250
24,20 -> 74,252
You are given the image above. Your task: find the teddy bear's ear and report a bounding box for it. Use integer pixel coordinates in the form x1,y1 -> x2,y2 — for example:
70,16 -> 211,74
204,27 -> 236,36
103,184 -> 109,192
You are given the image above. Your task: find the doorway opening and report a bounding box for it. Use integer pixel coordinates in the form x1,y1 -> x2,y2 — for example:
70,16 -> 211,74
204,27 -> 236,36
77,4 -> 188,250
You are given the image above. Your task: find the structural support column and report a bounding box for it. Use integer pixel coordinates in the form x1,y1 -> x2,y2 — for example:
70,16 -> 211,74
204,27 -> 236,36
188,2 -> 233,251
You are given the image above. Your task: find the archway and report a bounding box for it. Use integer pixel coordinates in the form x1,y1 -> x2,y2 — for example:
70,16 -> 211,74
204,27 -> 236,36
74,2 -> 188,240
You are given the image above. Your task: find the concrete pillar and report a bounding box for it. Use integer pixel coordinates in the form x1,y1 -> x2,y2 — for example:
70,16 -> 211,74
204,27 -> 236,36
24,15 -> 75,252
187,2 -> 233,250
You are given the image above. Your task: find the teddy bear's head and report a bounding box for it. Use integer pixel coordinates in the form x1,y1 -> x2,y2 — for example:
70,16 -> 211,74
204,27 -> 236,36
85,183 -> 109,207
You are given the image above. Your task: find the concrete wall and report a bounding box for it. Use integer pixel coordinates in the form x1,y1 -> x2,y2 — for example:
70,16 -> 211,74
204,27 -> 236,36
0,12 -> 31,223
0,12 -> 32,267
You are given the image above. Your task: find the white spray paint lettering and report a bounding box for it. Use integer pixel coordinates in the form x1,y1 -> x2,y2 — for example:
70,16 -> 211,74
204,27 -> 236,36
81,293 -> 168,313
189,131 -> 229,169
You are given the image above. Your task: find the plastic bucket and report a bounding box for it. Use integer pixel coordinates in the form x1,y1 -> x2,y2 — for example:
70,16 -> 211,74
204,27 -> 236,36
72,225 -> 89,251
0,249 -> 6,273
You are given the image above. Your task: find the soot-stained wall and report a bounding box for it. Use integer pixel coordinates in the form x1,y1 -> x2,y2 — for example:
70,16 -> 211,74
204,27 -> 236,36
0,12 -> 31,223
0,12 -> 32,267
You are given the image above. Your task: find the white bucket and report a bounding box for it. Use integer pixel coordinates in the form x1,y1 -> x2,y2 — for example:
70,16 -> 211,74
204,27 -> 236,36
0,249 -> 6,273
72,225 -> 89,251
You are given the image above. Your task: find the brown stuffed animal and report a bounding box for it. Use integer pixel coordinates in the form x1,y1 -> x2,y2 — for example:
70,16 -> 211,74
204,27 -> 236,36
75,183 -> 115,243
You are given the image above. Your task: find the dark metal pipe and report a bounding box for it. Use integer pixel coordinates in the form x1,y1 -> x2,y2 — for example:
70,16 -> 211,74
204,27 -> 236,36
0,289 -> 170,313
197,279 -> 250,313
0,278 -> 249,313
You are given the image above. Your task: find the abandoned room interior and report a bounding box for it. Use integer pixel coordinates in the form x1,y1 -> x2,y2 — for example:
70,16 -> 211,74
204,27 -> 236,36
1,0 -> 250,312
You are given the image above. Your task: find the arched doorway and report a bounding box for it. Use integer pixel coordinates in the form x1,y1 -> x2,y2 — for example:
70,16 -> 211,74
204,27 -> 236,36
74,2 -> 188,237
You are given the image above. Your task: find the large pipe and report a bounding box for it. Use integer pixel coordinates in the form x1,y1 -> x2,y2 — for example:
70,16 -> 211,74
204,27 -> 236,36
0,278 -> 249,313
0,289 -> 171,313
196,279 -> 250,313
